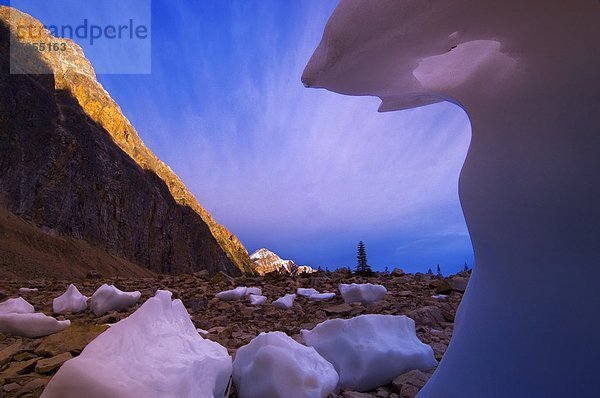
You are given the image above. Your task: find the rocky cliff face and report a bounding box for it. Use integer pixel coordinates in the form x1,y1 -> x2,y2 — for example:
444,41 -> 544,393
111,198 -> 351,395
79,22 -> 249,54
250,248 -> 314,276
0,7 -> 256,277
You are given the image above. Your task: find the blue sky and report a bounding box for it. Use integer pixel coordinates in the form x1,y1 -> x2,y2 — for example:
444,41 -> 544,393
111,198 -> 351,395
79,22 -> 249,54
7,0 -> 474,274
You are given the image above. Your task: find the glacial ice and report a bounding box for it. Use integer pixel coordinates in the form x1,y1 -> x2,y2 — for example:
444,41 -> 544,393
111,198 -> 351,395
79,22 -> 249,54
272,293 -> 296,309
249,294 -> 267,306
0,313 -> 71,338
301,315 -> 436,391
297,287 -> 320,297
233,332 -> 338,398
216,286 -> 247,301
89,284 -> 141,316
18,287 -> 39,293
53,284 -> 88,314
302,1 -> 600,396
339,283 -> 387,304
246,287 -> 262,296
308,293 -> 335,301
41,290 -> 232,398
0,297 -> 35,314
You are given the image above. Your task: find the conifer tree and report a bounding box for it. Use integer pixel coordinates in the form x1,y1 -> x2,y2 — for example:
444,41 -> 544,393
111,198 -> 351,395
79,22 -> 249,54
436,264 -> 442,276
356,241 -> 373,275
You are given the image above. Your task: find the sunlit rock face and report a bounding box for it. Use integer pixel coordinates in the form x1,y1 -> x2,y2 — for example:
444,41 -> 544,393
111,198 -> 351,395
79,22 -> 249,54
303,1 -> 600,396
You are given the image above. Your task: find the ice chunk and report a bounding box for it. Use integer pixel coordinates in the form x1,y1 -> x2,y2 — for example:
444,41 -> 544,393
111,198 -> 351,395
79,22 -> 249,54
297,288 -> 320,297
431,294 -> 448,300
272,294 -> 296,309
0,297 -> 35,314
0,313 -> 70,338
249,295 -> 267,306
89,284 -> 141,316
308,293 -> 336,301
339,283 -> 387,304
53,284 -> 88,314
41,290 -> 232,398
301,314 -> 436,391
19,287 -> 39,293
233,331 -> 338,398
215,286 -> 247,301
246,287 -> 262,296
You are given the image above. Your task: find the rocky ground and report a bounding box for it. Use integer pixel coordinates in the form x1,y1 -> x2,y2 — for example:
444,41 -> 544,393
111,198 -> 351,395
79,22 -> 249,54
0,269 -> 469,398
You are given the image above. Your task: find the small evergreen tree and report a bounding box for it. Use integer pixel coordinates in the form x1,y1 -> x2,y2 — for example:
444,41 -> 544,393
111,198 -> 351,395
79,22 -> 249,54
427,268 -> 433,275
463,262 -> 469,272
355,241 -> 373,276
436,264 -> 442,276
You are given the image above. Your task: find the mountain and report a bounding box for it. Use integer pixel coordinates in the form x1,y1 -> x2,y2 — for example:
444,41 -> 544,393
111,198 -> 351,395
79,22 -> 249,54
0,7 -> 256,278
250,248 -> 314,276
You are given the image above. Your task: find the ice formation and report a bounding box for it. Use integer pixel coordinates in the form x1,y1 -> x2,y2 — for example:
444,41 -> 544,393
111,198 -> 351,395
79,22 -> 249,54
303,1 -> 600,395
215,286 -> 247,301
339,283 -> 387,304
0,297 -> 35,314
0,297 -> 69,337
249,294 -> 267,306
53,284 -> 88,314
297,288 -> 320,297
246,287 -> 262,296
233,332 -> 338,398
0,313 -> 71,338
308,293 -> 335,302
272,294 -> 296,309
302,315 -> 436,391
18,287 -> 39,293
89,284 -> 141,316
41,290 -> 232,398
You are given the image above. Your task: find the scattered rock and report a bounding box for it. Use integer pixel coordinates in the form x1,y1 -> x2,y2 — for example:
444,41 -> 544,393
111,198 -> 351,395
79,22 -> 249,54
35,352 -> 73,373
392,369 -> 433,398
323,303 -> 353,315
408,306 -> 445,327
447,277 -> 468,293
391,268 -> 405,277
35,324 -> 109,357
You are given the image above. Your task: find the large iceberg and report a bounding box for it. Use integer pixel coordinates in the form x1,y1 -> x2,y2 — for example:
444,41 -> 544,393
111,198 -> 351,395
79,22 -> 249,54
301,315 -> 436,391
302,1 -> 600,396
41,290 -> 232,398
89,284 -> 141,316
339,283 -> 387,304
0,297 -> 35,314
233,332 -> 338,398
53,284 -> 88,314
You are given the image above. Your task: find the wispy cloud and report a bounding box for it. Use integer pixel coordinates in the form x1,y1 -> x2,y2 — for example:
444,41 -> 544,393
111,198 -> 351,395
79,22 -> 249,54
51,0 -> 473,272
